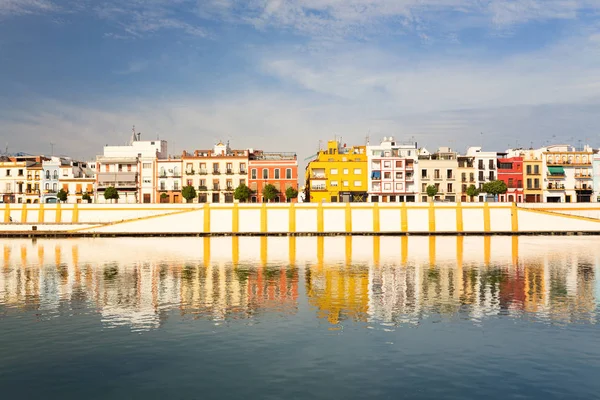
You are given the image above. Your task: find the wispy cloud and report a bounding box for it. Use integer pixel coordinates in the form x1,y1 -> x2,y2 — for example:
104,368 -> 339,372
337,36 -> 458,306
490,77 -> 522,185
0,0 -> 57,17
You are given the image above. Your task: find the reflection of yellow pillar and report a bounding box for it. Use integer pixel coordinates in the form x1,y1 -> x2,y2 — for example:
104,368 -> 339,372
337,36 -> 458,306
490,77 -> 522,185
261,203 -> 267,233
429,236 -> 436,267
203,237 -> 210,267
232,236 -> 239,266
3,245 -> 10,269
483,202 -> 490,233
345,236 -> 352,266
456,202 -> 463,233
317,203 -> 324,233
55,203 -> 62,223
289,203 -> 296,233
373,203 -> 380,233
260,236 -> 267,265
373,236 -> 380,266
4,203 -> 10,223
456,236 -> 464,269
401,202 -> 408,232
511,236 -> 519,266
511,203 -> 519,233
72,245 -> 80,283
55,245 -> 61,266
203,203 -> 211,234
38,245 -> 44,267
317,237 -> 324,267
38,203 -> 44,223
345,203 -> 352,233
289,237 -> 296,266
484,236 -> 491,266
20,245 -> 27,267
428,202 -> 436,233
232,203 -> 239,234
401,236 -> 408,265
21,203 -> 28,223
72,203 -> 79,223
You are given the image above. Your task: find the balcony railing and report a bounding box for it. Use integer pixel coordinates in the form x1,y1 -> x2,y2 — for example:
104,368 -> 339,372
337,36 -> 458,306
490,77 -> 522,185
213,170 -> 221,175
575,174 -> 592,179
198,186 -> 207,191
198,169 -> 208,175
213,186 -> 220,191
185,170 -> 195,175
239,169 -> 247,174
547,185 -> 565,190
575,186 -> 593,191
311,174 -> 326,179
310,186 -> 326,191
226,169 -> 234,175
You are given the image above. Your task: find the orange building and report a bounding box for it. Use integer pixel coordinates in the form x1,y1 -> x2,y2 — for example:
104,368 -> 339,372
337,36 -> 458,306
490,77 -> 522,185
248,151 -> 298,203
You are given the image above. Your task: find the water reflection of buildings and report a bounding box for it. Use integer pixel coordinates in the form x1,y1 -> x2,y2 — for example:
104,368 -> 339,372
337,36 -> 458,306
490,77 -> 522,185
0,236 -> 598,329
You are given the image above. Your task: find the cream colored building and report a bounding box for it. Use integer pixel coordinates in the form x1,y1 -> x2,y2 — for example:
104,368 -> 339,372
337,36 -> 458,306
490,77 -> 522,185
417,147 -> 459,202
0,156 -> 27,203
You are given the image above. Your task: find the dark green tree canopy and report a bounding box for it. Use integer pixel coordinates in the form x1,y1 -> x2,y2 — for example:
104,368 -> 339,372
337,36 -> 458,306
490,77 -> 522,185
285,186 -> 298,200
182,185 -> 197,203
466,184 -> 479,198
262,184 -> 278,202
234,184 -> 252,202
57,188 -> 68,203
426,185 -> 438,198
103,186 -> 119,202
481,180 -> 508,196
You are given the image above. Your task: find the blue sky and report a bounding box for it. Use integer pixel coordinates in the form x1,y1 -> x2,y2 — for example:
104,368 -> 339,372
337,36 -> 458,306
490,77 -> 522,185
1,0 -> 600,164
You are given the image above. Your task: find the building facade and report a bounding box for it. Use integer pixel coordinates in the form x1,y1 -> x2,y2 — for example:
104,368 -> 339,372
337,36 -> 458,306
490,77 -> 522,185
497,155 -> 524,202
182,142 -> 248,204
594,154 -> 600,203
366,137 -> 418,203
0,157 -> 26,203
41,158 -> 61,203
248,151 -> 298,203
59,159 -> 95,203
522,149 -> 543,203
543,145 -> 594,203
157,158 -> 183,203
418,147 -> 458,202
457,155 -> 476,202
305,140 -> 367,203
466,147 -> 497,202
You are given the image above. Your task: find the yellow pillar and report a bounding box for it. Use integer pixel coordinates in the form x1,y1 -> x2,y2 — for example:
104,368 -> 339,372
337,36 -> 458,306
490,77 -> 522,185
373,203 -> 380,233
289,203 -> 296,233
456,202 -> 463,233
261,203 -> 267,233
401,202 -> 408,232
511,203 -> 519,233
345,236 -> 352,266
55,203 -> 62,223
401,236 -> 408,265
38,203 -> 45,223
203,203 -> 211,234
345,203 -> 352,233
232,203 -> 239,234
317,203 -> 324,233
373,236 -> 380,266
72,203 -> 79,223
21,203 -> 28,223
4,203 -> 10,223
429,236 -> 436,267
483,202 -> 491,233
428,202 -> 436,233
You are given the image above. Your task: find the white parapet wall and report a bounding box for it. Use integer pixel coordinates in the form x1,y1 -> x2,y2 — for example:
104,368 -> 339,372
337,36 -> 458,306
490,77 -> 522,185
2,202 -> 600,235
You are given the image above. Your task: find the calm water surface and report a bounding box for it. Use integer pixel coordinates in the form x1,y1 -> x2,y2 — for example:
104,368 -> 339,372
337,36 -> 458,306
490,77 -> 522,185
1,236 -> 600,399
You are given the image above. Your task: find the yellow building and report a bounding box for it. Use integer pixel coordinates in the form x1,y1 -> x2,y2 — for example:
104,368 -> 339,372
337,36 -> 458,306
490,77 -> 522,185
305,140 -> 367,203
522,149 -> 543,203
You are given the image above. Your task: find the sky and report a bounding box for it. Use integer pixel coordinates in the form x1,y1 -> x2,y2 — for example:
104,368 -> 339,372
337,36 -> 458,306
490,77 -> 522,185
1,0 -> 600,169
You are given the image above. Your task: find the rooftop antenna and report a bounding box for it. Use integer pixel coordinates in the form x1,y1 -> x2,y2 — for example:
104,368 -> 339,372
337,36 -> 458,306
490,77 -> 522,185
50,142 -> 55,156
365,132 -> 370,146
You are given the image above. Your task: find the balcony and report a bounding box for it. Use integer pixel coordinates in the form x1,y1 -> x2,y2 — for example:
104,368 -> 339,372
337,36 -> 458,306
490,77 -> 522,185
446,175 -> 455,181
225,186 -> 234,192
198,186 -> 207,191
185,169 -> 195,175
575,174 -> 592,179
212,186 -> 221,191
226,169 -> 234,175
311,174 -> 327,180
310,185 -> 327,191
405,165 -> 414,171
239,169 -> 247,175
527,186 -> 542,191
198,169 -> 208,175
575,186 -> 593,191
213,170 -> 221,175
405,175 -> 414,182
547,184 -> 565,190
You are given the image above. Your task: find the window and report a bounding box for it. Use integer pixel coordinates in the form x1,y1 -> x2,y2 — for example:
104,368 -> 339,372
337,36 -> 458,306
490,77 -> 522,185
396,172 -> 403,179
144,179 -> 152,184
45,170 -> 50,179
127,164 -> 132,172
160,181 -> 166,190
330,168 -> 338,175
226,180 -> 233,189
447,183 -> 453,193
262,169 -> 268,179
343,169 -> 349,175
213,163 -> 220,173
353,168 -> 361,175
118,164 -> 123,172
395,161 -> 403,168
447,169 -> 453,179
226,163 -> 233,173
274,169 -> 280,179
421,169 -> 427,178
354,181 -> 361,187
251,169 -> 257,179
5,169 -> 10,176
199,179 -> 206,187
240,179 -> 246,186
18,169 -> 23,176
508,178 -> 514,188
395,183 -> 403,191
384,172 -> 391,179
384,183 -> 391,190
160,167 -> 166,177
52,183 -> 57,192
330,180 -> 339,187
53,171 -> 59,179
240,163 -> 247,173
286,169 -> 292,179
533,165 -> 539,174
343,181 -> 349,187
187,179 -> 193,186
45,183 -> 49,190
383,161 -> 391,168
534,179 -> 540,189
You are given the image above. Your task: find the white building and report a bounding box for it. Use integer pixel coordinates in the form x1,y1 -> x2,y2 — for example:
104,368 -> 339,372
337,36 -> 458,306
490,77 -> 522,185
466,147 -> 498,202
41,158 -> 61,203
96,130 -> 167,204
366,137 -> 418,203
542,144 -> 594,203
157,158 -> 183,203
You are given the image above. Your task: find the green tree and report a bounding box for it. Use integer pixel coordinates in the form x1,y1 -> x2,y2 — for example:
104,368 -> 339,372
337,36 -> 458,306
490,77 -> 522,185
426,185 -> 438,200
481,180 -> 508,201
285,186 -> 298,202
262,184 -> 278,202
466,184 -> 479,201
182,185 -> 197,203
57,188 -> 68,203
234,184 -> 252,202
160,192 -> 168,203
82,193 -> 92,203
103,186 -> 119,203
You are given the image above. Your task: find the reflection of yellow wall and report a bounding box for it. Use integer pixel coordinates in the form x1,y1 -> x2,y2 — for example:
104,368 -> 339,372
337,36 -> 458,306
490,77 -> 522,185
306,265 -> 369,324
523,263 -> 545,313
306,140 -> 367,203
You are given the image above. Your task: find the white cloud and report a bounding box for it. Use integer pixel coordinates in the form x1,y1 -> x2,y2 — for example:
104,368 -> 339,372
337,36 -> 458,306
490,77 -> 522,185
0,0 -> 57,17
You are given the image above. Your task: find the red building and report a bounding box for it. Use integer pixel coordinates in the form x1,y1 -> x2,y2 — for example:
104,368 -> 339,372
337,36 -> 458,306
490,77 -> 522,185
248,151 -> 298,202
497,155 -> 524,202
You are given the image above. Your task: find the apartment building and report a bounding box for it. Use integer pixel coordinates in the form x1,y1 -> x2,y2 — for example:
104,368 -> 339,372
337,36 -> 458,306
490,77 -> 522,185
248,151 -> 298,203
305,140 -> 367,203
594,154 -> 600,203
366,137 -> 418,203
157,158 -> 183,203
182,142 -> 248,204
0,156 -> 26,203
418,147 -> 458,202
522,149 -> 543,203
457,155 -> 476,202
96,131 -> 167,204
59,159 -> 95,203
496,155 -> 524,202
543,144 -> 594,203
466,147 -> 497,201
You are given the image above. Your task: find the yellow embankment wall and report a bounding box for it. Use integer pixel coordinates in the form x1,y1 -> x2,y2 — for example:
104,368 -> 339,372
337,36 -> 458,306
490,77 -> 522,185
2,202 -> 600,235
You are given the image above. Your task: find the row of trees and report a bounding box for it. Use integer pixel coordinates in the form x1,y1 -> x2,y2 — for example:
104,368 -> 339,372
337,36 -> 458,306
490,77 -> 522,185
182,183 -> 298,203
426,180 -> 508,201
